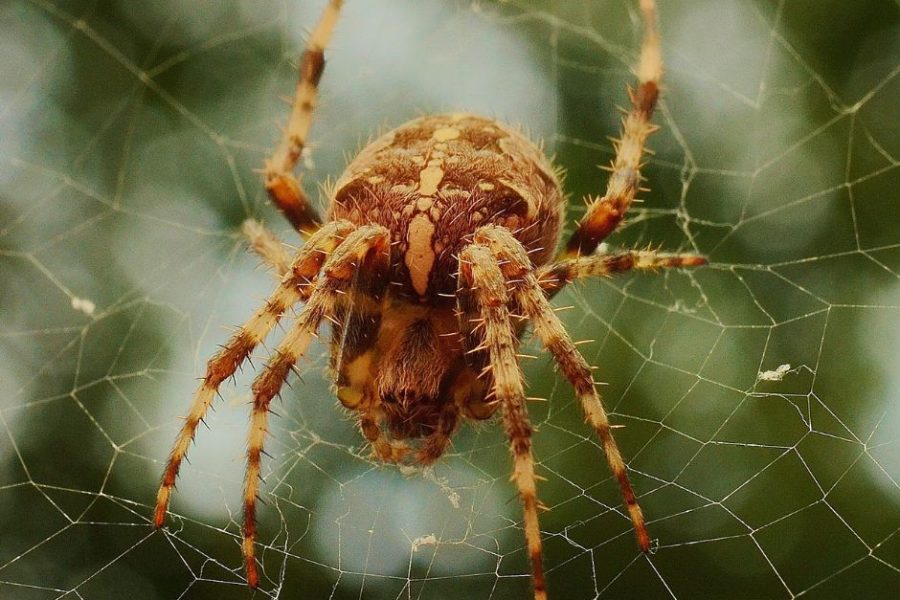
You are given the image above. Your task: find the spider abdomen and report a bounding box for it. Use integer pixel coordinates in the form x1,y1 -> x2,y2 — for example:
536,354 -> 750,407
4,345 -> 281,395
329,113 -> 565,303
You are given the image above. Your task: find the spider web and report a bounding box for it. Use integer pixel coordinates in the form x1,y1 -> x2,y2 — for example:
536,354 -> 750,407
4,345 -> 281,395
1,0 -> 898,598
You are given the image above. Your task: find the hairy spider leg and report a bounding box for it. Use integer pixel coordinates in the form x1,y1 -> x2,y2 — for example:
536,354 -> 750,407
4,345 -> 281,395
325,230 -> 418,464
358,409 -> 411,462
153,220 -> 354,529
479,225 -> 653,553
460,243 -> 548,600
537,248 -> 706,298
564,0 -> 663,257
242,218 -> 293,277
242,224 -> 391,588
264,0 -> 344,234
414,400 -> 461,465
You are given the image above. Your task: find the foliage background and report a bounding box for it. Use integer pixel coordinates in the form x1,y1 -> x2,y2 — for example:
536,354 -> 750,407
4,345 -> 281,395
1,0 -> 898,598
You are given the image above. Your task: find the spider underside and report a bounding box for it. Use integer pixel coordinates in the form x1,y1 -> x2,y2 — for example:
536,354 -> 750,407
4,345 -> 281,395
153,1 -> 705,598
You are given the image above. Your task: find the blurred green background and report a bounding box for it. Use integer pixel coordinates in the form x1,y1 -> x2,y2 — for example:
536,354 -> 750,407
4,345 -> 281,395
1,0 -> 898,598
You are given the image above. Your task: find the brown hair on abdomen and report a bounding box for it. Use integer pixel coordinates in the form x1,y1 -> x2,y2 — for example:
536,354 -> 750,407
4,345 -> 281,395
329,113 -> 565,303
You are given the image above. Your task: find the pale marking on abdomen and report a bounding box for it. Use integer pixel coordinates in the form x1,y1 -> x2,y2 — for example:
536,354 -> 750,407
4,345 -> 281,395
405,213 -> 436,296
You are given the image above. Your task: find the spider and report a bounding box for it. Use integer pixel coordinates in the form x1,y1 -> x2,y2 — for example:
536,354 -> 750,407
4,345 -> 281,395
153,0 -> 705,597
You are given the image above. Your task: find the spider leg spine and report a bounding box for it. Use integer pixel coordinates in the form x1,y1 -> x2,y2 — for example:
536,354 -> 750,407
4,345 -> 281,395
537,248 -> 706,299
241,224 -> 390,588
153,220 -> 354,530
264,0 -> 344,234
460,243 -> 547,600
564,0 -> 662,257
477,224 -> 652,553
242,218 -> 292,277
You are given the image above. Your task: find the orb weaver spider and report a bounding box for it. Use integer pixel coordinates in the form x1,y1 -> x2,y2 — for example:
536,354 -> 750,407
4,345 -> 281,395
153,0 -> 705,597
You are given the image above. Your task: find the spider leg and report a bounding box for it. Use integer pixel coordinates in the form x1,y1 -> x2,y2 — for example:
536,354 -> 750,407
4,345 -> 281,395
241,224 -> 390,588
321,222 -> 419,465
264,0 -> 344,235
359,408 -> 411,463
153,220 -> 354,529
242,218 -> 293,277
415,401 -> 460,465
460,243 -> 547,600
564,0 -> 662,257
538,248 -> 706,298
477,225 -> 651,552
327,242 -> 413,465
359,400 -> 458,466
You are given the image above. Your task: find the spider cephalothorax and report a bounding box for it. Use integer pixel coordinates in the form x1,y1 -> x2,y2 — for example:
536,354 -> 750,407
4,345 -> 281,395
153,1 -> 706,598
